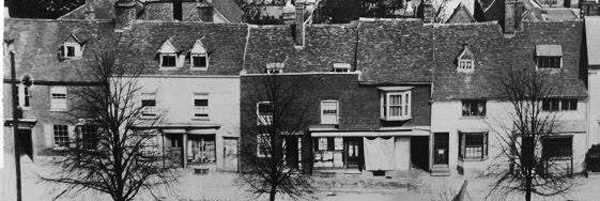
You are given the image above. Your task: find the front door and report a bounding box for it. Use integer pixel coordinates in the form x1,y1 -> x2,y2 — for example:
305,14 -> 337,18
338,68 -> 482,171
433,133 -> 449,165
18,129 -> 33,160
223,137 -> 238,171
344,137 -> 364,170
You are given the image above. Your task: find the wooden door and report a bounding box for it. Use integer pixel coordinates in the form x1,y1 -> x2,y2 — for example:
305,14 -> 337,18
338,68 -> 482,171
434,133 -> 449,165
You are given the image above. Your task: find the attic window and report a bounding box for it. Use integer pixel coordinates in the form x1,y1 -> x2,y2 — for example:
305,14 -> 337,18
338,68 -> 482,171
266,63 -> 284,74
457,44 -> 475,73
60,42 -> 82,59
536,45 -> 562,69
332,63 -> 351,73
190,40 -> 209,70
158,39 -> 178,68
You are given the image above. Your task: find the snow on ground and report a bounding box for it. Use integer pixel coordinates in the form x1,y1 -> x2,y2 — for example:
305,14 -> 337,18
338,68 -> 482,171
4,157 -> 600,201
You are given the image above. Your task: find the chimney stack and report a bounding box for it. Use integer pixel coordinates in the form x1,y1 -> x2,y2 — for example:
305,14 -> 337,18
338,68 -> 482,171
504,0 -> 524,34
114,0 -> 136,30
421,0 -> 434,23
197,0 -> 214,22
84,6 -> 95,20
294,0 -> 306,47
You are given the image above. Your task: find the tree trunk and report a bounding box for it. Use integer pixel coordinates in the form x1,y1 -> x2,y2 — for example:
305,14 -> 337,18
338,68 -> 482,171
269,184 -> 277,201
525,190 -> 531,201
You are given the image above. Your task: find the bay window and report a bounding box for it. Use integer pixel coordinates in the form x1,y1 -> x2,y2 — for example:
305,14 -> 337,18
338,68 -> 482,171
379,87 -> 412,121
459,132 -> 488,160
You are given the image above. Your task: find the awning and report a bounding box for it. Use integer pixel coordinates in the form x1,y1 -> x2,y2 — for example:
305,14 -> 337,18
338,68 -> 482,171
310,126 -> 431,137
536,45 -> 562,57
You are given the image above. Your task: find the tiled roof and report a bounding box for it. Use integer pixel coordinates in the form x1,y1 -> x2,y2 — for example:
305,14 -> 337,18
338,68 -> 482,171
3,18 -> 121,82
543,9 -> 578,22
585,16 -> 600,68
116,20 -> 249,75
212,0 -> 244,23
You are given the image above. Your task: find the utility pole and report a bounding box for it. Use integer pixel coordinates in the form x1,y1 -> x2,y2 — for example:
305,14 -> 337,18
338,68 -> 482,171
9,50 -> 23,201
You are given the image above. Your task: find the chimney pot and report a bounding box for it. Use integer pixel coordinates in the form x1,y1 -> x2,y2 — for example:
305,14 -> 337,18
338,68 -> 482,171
114,0 -> 137,31
294,0 -> 306,47
197,0 -> 214,22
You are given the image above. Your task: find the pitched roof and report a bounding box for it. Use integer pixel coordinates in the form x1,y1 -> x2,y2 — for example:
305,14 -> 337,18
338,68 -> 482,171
445,3 -> 476,23
585,16 -> 600,68
116,20 -> 248,75
59,0 -> 243,22
3,18 -> 121,82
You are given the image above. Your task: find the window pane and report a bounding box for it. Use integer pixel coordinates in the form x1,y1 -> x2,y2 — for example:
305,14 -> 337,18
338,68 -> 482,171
462,133 -> 486,159
67,46 -> 75,57
54,125 -> 69,147
193,56 -> 207,67
162,55 -> 176,67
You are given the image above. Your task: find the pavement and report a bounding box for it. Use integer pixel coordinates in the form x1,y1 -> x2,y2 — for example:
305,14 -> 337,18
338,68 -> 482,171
3,156 -> 600,201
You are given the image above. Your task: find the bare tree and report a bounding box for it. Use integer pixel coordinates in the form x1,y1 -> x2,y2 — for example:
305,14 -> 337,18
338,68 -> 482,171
239,75 -> 315,201
486,66 -> 573,201
42,51 -> 176,201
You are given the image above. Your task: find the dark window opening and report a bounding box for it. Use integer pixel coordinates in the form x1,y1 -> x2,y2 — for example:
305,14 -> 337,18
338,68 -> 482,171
542,98 -> 577,111
543,137 -> 572,158
80,125 -> 97,149
462,100 -> 486,117
537,56 -> 561,68
459,132 -> 488,159
141,99 -> 156,107
173,1 -> 183,20
192,56 -> 207,68
162,55 -> 176,67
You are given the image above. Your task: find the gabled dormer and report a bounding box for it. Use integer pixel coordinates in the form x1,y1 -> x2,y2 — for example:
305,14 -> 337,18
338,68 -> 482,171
158,39 -> 179,69
457,44 -> 475,73
190,39 -> 209,70
59,34 -> 85,60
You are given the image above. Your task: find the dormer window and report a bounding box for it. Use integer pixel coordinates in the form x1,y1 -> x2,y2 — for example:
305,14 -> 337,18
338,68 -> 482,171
378,86 -> 412,121
266,63 -> 284,74
457,44 -> 475,73
158,39 -> 179,69
332,63 -> 351,73
190,40 -> 209,70
536,45 -> 562,69
59,34 -> 84,60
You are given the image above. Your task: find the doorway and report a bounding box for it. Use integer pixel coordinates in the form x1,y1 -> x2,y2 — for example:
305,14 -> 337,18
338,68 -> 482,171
411,136 -> 429,170
18,129 -> 33,160
223,137 -> 238,171
433,133 -> 449,165
344,137 -> 364,170
564,0 -> 571,8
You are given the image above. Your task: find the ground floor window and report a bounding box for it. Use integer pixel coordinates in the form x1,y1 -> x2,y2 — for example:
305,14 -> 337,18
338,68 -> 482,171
313,137 -> 343,167
459,132 -> 488,160
257,134 -> 271,157
542,136 -> 572,158
53,124 -> 69,147
80,125 -> 97,149
187,135 -> 216,165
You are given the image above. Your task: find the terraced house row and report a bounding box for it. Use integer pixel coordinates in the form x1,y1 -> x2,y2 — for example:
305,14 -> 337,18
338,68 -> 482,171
2,0 -> 600,183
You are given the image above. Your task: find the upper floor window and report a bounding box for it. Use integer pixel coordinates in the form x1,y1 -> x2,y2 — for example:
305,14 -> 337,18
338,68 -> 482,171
332,63 -> 351,73
457,44 -> 475,73
459,132 -> 488,160
54,124 -> 69,148
191,39 -> 209,70
59,34 -> 84,60
158,39 -> 178,68
379,86 -> 412,121
462,100 -> 486,117
266,63 -> 284,74
192,93 -> 209,120
320,100 -> 339,125
257,101 -> 274,125
50,86 -> 67,111
536,45 -> 562,69
140,93 -> 157,118
542,98 -> 577,111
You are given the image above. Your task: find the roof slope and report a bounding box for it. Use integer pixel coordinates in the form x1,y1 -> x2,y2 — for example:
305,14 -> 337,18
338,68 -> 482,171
3,18 -> 121,82
116,21 -> 249,75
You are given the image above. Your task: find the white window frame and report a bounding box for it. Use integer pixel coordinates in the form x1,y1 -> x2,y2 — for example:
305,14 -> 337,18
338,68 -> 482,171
160,53 -> 178,68
257,101 -> 273,125
380,90 -> 411,121
257,133 -> 271,157
190,53 -> 209,70
266,63 -> 284,74
192,93 -> 209,120
332,63 -> 351,73
320,100 -> 339,125
53,124 -> 69,148
457,59 -> 474,73
18,84 -> 31,109
61,42 -> 82,59
140,93 -> 157,118
50,86 -> 67,111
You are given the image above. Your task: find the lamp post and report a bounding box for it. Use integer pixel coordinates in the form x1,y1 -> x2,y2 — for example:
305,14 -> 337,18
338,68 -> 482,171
9,49 -> 23,201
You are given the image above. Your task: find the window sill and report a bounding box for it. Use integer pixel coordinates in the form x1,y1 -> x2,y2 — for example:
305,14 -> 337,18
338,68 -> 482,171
52,146 -> 69,151
381,117 -> 412,121
159,66 -> 180,70
460,116 -> 486,120
190,67 -> 208,71
20,107 -> 31,111
140,115 -> 159,120
49,109 -> 68,112
191,117 -> 210,121
458,157 -> 488,162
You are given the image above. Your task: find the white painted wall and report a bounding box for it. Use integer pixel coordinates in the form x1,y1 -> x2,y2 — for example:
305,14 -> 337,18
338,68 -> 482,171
133,76 -> 240,171
589,70 -> 600,147
432,100 -> 587,175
